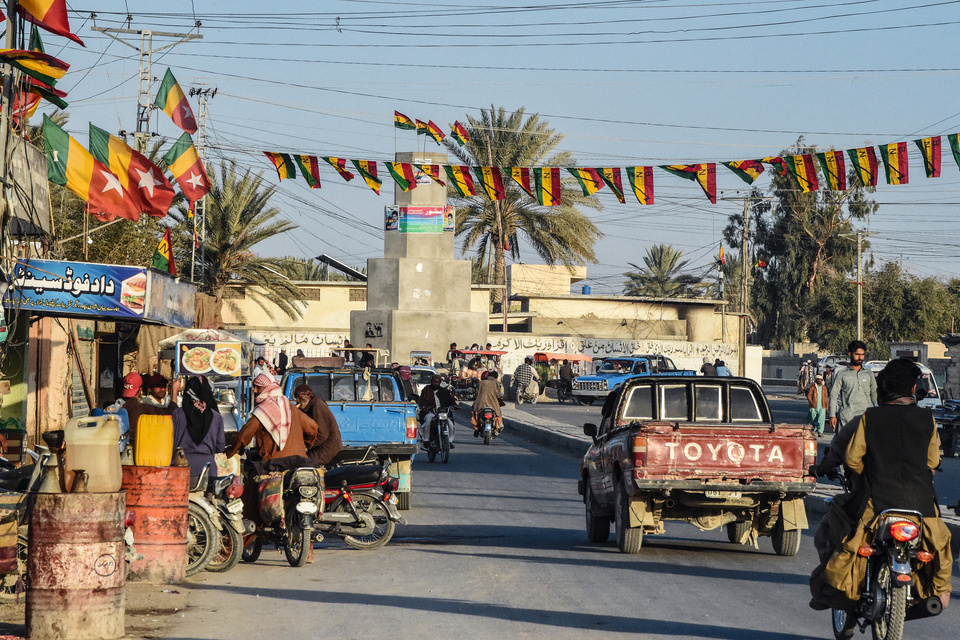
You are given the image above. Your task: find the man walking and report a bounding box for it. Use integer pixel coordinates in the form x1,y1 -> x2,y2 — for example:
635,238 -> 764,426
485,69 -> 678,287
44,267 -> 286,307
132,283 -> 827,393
827,340 -> 877,433
806,374 -> 828,436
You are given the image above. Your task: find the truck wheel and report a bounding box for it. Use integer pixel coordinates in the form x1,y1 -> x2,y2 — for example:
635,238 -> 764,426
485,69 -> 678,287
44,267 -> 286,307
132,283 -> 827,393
771,518 -> 801,556
726,521 -> 753,545
397,491 -> 411,511
614,482 -> 642,554
584,484 -> 610,543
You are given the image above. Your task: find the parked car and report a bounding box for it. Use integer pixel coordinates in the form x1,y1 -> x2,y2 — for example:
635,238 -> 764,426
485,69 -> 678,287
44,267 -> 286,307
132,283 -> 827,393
571,355 -> 696,405
816,354 -> 848,376
863,360 -> 941,409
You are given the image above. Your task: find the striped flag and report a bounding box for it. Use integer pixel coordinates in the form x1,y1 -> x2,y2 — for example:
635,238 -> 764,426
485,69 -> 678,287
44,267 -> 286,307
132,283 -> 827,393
162,133 -> 210,204
394,111 -> 415,131
914,136 -> 941,179
263,152 -> 296,181
0,49 -> 68,87
416,120 -> 428,136
817,151 -> 847,191
879,142 -> 909,185
351,160 -> 382,195
472,166 -> 505,201
18,0 -> 84,46
567,168 -> 604,196
784,155 -> 819,192
188,205 -> 200,249
154,68 -> 197,134
597,168 -> 625,203
846,147 -> 879,187
426,121 -> 445,145
533,168 -> 563,206
451,121 -> 470,146
722,160 -> 764,185
762,156 -> 787,175
294,155 -> 322,188
414,163 -> 445,186
949,134 -> 960,173
89,124 -> 175,218
322,157 -> 355,182
386,162 -> 418,192
443,165 -> 476,197
151,227 -> 177,276
718,245 -> 725,265
661,164 -> 716,203
626,166 -> 654,205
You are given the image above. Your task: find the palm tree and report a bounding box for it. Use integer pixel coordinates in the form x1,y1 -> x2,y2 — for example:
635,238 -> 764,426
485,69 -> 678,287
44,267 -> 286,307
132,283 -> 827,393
624,244 -> 701,297
177,161 -> 304,320
444,106 -> 602,308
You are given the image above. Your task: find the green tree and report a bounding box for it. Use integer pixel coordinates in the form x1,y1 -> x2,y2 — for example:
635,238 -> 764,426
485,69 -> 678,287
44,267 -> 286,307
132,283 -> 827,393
444,106 -> 602,308
623,244 -> 701,297
177,162 -> 304,320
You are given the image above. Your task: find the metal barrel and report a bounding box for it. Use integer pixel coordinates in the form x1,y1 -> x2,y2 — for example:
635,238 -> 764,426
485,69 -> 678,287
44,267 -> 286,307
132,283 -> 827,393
121,465 -> 189,584
26,492 -> 126,640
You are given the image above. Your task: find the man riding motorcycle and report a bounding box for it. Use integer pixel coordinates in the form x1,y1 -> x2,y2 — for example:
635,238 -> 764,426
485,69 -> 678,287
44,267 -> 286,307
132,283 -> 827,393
513,357 -> 540,400
418,376 -> 458,450
559,359 -> 574,397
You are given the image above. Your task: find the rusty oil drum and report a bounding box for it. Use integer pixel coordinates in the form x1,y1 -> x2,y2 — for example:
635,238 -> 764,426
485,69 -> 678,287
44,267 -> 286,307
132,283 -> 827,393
26,492 -> 126,640
121,465 -> 189,583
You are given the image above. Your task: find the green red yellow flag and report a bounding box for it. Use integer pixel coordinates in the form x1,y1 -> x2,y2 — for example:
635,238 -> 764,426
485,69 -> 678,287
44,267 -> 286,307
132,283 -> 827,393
597,168 -> 625,203
151,227 -> 177,276
472,166 -> 505,201
12,90 -> 41,127
718,245 -> 725,265
89,124 -> 175,218
18,0 -> 84,46
914,136 -> 941,179
661,164 -> 716,203
29,25 -> 45,54
22,76 -> 68,109
817,151 -> 847,191
43,114 -> 140,221
414,164 -> 445,186
155,68 -> 197,134
879,142 -> 909,185
322,157 -> 355,182
162,132 -> 210,203
0,48 -> 68,87
394,110 -> 415,131
386,162 -> 418,192
722,160 -> 764,185
512,167 -> 562,205
263,152 -> 296,181
443,165 -> 476,197
846,147 -> 879,187
626,166 -> 654,205
761,157 -> 787,175
451,121 -> 470,146
351,160 -> 382,195
755,259 -> 767,268
425,121 -> 445,145
566,168 -> 604,196
294,155 -> 321,188
416,120 -> 428,136
783,154 -> 819,192
949,134 -> 960,173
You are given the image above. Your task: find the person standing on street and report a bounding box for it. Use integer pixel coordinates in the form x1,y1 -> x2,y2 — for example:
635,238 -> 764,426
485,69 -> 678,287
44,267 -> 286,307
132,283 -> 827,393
827,340 -> 877,434
806,374 -> 828,436
700,357 -> 717,376
715,360 -> 732,376
275,349 -> 288,376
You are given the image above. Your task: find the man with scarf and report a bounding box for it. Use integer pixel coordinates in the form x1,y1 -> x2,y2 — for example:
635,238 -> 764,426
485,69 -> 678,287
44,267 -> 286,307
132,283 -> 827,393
172,377 -> 225,479
294,384 -> 342,466
417,375 -> 457,449
226,374 -> 319,465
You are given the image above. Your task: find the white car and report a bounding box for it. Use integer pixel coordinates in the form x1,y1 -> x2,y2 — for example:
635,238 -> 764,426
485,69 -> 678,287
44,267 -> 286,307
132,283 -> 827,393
863,360 -> 942,409
817,354 -> 848,376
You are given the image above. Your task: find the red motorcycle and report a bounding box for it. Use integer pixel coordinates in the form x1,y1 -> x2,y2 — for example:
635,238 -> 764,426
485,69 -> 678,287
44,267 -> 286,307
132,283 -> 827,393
315,461 -> 406,550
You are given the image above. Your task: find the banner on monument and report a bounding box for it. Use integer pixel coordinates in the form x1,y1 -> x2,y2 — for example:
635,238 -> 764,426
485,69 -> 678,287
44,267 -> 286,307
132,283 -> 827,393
384,206 -> 454,234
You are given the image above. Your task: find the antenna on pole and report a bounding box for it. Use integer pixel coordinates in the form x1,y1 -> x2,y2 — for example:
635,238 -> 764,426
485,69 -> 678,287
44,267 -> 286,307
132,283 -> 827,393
190,87 -> 216,287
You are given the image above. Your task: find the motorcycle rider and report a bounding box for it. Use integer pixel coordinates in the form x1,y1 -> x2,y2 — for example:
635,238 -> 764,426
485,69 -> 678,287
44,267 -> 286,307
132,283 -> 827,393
294,384 -> 343,466
472,371 -> 503,436
559,360 -> 575,397
418,375 -> 458,450
809,358 -> 952,610
513,357 -> 540,400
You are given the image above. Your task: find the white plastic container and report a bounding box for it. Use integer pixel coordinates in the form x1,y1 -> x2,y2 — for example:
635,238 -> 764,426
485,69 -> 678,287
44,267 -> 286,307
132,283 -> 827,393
64,415 -> 122,492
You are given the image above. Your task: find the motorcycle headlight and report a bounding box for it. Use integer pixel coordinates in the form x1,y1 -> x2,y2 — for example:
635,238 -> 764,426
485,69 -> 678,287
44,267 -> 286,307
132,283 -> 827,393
299,485 -> 318,499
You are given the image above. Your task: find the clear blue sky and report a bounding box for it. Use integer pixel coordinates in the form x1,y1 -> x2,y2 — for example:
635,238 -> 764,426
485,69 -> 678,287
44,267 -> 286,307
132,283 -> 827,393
43,1 -> 960,293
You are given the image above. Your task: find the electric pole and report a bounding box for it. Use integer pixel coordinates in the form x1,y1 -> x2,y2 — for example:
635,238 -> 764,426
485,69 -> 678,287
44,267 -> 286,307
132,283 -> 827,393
0,0 -> 20,263
190,87 -> 216,287
856,231 -> 864,340
739,197 -> 749,377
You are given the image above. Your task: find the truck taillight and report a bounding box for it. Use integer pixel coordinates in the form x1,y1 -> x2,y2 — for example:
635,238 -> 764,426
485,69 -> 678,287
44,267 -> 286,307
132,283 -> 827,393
632,434 -> 647,468
406,416 -> 418,440
803,438 -> 817,476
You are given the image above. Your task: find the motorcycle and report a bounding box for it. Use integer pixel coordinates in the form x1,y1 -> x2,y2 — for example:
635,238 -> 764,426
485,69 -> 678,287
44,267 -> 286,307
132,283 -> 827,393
186,467 -> 219,576
420,407 -> 454,464
515,380 -> 539,405
477,407 -> 499,445
317,461 -> 406,550
190,470 -> 251,574
557,380 -> 573,404
242,465 -> 324,568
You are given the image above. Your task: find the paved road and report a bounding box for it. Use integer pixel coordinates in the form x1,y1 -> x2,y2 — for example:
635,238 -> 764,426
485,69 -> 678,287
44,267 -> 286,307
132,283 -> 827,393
163,421 -> 959,640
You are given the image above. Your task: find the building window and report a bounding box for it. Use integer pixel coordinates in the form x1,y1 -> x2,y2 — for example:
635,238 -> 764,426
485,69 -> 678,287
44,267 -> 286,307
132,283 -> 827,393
349,288 -> 366,302
301,289 -> 322,301
221,288 -> 245,299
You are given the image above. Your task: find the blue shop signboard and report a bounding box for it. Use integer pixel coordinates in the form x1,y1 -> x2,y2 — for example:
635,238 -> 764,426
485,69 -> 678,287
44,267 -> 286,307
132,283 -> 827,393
4,259 -> 196,327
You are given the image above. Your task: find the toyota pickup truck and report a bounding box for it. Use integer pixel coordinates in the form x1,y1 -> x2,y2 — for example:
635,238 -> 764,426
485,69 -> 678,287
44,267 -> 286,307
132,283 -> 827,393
282,367 -> 419,509
578,376 -> 817,555
571,355 -> 696,405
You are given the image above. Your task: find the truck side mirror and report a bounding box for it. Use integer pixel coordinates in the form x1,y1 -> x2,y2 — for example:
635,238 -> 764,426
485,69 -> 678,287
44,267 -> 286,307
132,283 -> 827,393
583,423 -> 598,438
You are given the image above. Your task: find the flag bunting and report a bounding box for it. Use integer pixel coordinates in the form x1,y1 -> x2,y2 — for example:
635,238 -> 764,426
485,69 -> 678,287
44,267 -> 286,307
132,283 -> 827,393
472,166 -> 506,201
784,154 -> 819,193
847,147 -> 879,187
263,152 -> 296,181
414,163 -> 446,187
451,121 -> 470,146
817,151 -> 847,191
386,162 -> 418,192
322,157 -> 355,182
394,111 -> 415,131
567,167 -> 604,196
351,160 -> 382,195
722,160 -> 764,185
443,165 -> 476,197
879,142 -> 909,185
598,167 -> 625,203
151,227 -> 177,276
626,166 -> 654,205
661,164 -> 716,203
915,136 -> 941,179
294,155 -> 321,188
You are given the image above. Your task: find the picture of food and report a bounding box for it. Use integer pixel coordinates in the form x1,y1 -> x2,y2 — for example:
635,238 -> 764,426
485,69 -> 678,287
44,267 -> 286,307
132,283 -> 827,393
120,272 -> 147,313
182,346 -> 213,374
211,347 -> 241,376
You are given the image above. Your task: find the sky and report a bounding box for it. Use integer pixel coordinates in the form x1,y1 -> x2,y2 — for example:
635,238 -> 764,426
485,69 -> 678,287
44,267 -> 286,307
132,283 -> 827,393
33,0 -> 960,294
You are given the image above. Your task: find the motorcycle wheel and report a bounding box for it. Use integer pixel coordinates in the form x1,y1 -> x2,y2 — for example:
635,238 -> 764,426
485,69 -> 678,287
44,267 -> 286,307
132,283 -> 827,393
427,445 -> 437,463
186,503 -> 217,576
483,428 -> 492,445
206,522 -> 243,573
871,562 -> 906,640
241,535 -> 262,563
516,393 -> 525,405
284,507 -> 310,568
832,609 -> 856,640
530,392 -> 538,405
440,432 -> 450,464
0,527 -> 28,602
340,492 -> 396,550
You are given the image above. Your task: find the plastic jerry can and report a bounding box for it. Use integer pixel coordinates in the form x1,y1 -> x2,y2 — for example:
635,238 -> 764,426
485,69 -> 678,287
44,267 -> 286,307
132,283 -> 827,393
64,415 -> 122,492
135,414 -> 174,467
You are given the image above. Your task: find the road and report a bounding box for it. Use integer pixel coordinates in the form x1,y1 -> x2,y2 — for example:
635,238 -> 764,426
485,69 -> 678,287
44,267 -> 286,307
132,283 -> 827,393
164,411 -> 959,640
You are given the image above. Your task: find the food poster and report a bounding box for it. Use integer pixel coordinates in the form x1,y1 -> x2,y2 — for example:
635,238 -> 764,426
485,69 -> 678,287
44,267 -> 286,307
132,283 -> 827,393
177,341 -> 243,377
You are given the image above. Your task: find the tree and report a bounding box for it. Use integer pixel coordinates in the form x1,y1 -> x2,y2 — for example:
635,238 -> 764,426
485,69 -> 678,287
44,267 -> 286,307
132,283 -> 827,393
623,244 -> 701,297
444,106 -> 602,309
178,161 -> 304,320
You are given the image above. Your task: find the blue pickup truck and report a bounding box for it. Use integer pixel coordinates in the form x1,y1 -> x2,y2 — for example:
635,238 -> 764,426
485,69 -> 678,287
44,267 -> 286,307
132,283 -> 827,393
571,355 -> 696,405
281,367 -> 419,510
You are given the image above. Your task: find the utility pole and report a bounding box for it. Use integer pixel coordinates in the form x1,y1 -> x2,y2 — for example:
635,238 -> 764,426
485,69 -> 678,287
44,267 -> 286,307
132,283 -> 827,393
0,0 -> 20,263
739,198 -> 749,377
484,133 -> 508,332
190,87 -> 216,286
856,231 -> 864,340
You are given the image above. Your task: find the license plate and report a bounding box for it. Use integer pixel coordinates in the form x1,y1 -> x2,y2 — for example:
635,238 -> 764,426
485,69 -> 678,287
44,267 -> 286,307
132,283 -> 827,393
705,490 -> 741,499
227,500 -> 243,514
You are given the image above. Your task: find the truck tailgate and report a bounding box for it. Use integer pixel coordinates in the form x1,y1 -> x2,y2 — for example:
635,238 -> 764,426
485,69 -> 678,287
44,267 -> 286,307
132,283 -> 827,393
329,402 -> 415,446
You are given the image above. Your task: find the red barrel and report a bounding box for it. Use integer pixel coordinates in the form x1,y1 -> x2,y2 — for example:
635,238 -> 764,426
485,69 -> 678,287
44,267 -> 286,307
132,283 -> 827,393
121,465 -> 189,583
26,492 -> 126,640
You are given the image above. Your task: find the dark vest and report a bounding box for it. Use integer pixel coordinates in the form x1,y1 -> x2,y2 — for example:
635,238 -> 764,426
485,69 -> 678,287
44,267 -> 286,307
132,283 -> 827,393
860,404 -> 939,517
